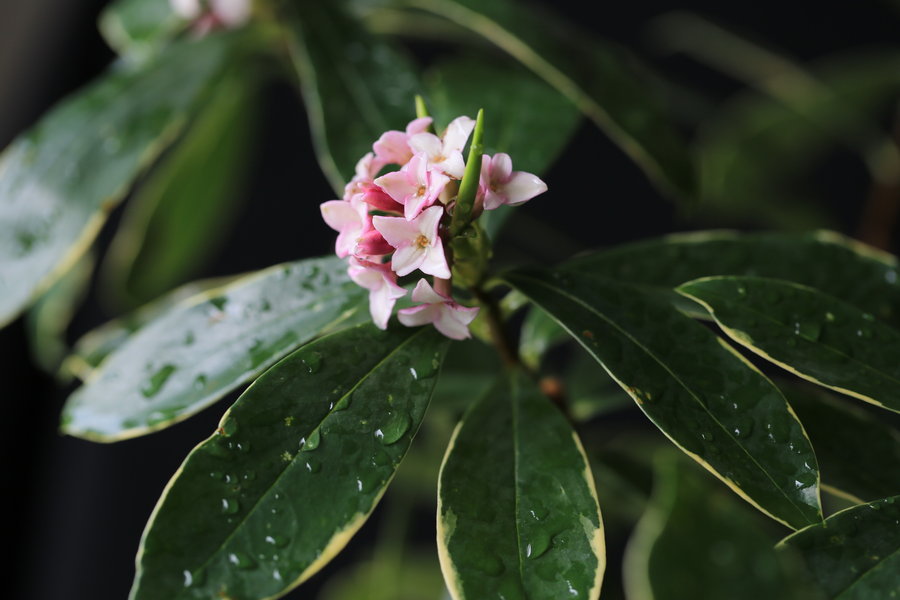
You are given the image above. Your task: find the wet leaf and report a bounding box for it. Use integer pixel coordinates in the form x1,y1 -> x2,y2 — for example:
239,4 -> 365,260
438,372 -> 604,599
779,495 -> 900,599
62,256 -> 367,441
504,267 -> 822,529
679,276 -> 900,413
0,34 -> 239,328
131,324 -> 448,600
100,0 -> 183,62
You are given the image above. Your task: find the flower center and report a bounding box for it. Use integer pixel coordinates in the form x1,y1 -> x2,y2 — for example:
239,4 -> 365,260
415,234 -> 430,248
416,185 -> 427,197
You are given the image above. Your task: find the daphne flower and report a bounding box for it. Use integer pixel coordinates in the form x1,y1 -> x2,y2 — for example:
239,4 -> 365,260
480,153 -> 547,211
373,117 -> 433,167
398,279 -> 479,340
320,198 -> 369,258
408,116 -> 475,179
372,206 -> 450,278
349,260 -> 407,330
375,154 -> 449,220
170,0 -> 251,29
354,229 -> 393,257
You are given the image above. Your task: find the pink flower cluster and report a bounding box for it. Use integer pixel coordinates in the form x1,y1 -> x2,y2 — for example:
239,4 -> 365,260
170,0 -> 251,34
321,115 -> 547,340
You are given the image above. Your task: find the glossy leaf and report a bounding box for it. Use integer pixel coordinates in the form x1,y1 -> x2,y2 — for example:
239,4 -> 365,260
102,70 -> 257,306
25,252 -> 94,376
424,55 -> 581,176
781,382 -> 900,503
131,324 -> 448,600
282,1 -> 421,191
62,256 -> 367,441
679,276 -> 900,413
438,372 -> 604,600
779,495 -> 900,599
0,34 -> 237,328
504,268 -> 822,529
564,349 -> 633,422
624,453 -> 814,600
64,274 -> 240,380
100,0 -> 183,62
391,0 -> 695,197
564,230 -> 900,327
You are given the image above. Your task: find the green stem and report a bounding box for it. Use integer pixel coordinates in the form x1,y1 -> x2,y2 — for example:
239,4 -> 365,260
471,285 -> 520,369
450,109 -> 484,236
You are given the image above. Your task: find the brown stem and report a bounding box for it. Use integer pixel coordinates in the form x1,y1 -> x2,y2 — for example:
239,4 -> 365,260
858,113 -> 900,250
471,286 -> 520,369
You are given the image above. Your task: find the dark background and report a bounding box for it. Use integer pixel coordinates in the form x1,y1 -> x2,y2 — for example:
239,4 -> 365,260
2,1 -> 897,598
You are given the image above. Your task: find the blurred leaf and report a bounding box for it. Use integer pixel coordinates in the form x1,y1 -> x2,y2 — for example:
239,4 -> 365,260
782,382 -> 900,503
0,34 -> 239,329
131,325 -> 448,600
624,452 -> 817,600
102,70 -> 258,307
317,552 -> 446,600
437,372 -> 604,599
519,305 -> 569,370
62,256 -> 367,442
64,274 -> 240,380
503,268 -> 822,529
779,495 -> 900,599
565,230 -> 900,327
378,0 -> 695,198
679,276 -> 900,413
99,0 -> 183,62
424,54 -> 581,176
564,349 -> 633,421
25,252 -> 94,376
282,1 -> 421,192
430,338 -> 500,413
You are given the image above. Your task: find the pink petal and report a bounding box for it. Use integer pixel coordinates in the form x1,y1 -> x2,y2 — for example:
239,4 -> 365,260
442,116 -> 475,154
363,185 -> 403,213
369,278 -> 407,329
406,117 -> 433,135
372,215 -> 418,248
397,304 -> 440,328
409,278 -> 448,304
321,200 -> 361,232
415,205 -> 444,238
374,169 -> 416,206
502,171 -> 547,206
355,229 -> 393,256
211,0 -> 251,25
373,131 -> 412,166
490,153 -> 513,183
408,133 -> 443,160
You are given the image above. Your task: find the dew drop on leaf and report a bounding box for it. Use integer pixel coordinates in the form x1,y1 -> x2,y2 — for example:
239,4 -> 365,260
221,498 -> 240,514
141,364 -> 176,398
526,530 -> 551,559
303,351 -> 323,374
227,552 -> 256,569
378,412 -> 411,445
303,429 -> 321,451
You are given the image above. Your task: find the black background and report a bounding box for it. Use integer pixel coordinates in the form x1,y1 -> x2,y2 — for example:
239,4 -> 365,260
2,1 -> 897,598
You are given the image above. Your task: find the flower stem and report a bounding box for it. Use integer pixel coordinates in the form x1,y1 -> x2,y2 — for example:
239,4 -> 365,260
471,285 -> 520,369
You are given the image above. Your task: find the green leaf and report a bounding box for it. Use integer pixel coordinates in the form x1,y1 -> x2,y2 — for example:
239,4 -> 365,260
62,256 -> 367,441
624,452 -> 815,600
678,276 -> 900,413
282,1 -> 421,192
781,382 -> 900,503
779,495 -> 900,599
391,0 -> 695,198
519,305 -> 570,370
565,230 -> 900,327
99,0 -> 183,62
503,268 -> 822,529
102,69 -> 258,306
424,54 -> 582,176
25,251 -> 94,376
564,349 -> 633,421
318,553 -> 446,600
130,324 -> 448,600
437,372 -> 605,600
64,274 -> 240,380
0,34 -> 238,328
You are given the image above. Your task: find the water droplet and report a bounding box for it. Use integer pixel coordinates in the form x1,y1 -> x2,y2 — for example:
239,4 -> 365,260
378,412 -> 410,445
303,352 -> 323,374
796,321 -> 821,342
732,418 -> 753,439
183,331 -> 195,345
303,429 -> 321,451
182,569 -> 193,587
857,327 -> 873,339
260,299 -> 272,312
210,296 -> 228,311
526,530 -> 551,559
737,285 -> 747,297
221,498 -> 240,514
409,367 -> 418,379
700,431 -> 715,442
141,364 -> 176,398
305,459 -> 321,473
227,552 -> 256,569
193,374 -> 207,390
209,471 -> 224,480
242,471 -> 256,481
332,395 -> 351,411
825,312 -> 836,323
264,535 -> 289,548
221,418 -> 238,437
357,473 -> 380,493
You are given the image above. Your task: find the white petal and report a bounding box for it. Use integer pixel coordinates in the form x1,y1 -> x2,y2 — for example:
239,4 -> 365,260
408,133 -> 443,160
442,116 -> 475,153
369,283 -> 404,330
409,278 -> 447,304
433,305 -> 479,340
374,169 -> 415,206
419,239 -> 451,279
391,245 -> 425,276
503,172 -> 547,206
211,0 -> 251,25
437,152 -> 466,179
171,0 -> 201,18
490,153 -> 513,182
415,205 -> 444,238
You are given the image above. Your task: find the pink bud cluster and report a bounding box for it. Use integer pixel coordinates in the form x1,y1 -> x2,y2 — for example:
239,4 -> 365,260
170,0 -> 251,35
320,115 -> 547,340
